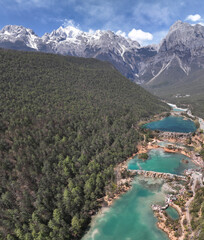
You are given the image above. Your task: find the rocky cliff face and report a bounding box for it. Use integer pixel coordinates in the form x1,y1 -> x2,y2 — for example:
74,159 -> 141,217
137,21 -> 204,85
160,20 -> 204,56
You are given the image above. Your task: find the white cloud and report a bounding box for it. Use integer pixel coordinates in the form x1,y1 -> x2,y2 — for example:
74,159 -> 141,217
88,29 -> 95,34
14,0 -> 50,8
116,30 -> 126,38
133,3 -> 174,26
55,18 -> 80,29
62,19 -> 77,28
128,28 -> 153,43
198,22 -> 204,26
186,14 -> 201,22
115,28 -> 155,45
75,1 -> 114,22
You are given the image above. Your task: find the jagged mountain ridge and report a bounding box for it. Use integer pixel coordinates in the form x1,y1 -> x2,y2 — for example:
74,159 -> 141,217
0,24 -> 157,81
140,20 -> 204,86
1,21 -> 204,117
1,21 -> 204,87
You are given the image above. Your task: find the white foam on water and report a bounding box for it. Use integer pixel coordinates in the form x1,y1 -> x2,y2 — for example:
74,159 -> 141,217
91,229 -> 99,240
150,148 -> 169,158
167,102 -> 187,111
167,103 -> 177,108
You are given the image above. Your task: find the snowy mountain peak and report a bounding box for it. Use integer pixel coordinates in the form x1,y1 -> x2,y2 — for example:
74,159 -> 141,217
1,25 -> 37,37
51,25 -> 83,39
0,25 -> 39,50
41,25 -> 141,54
2,21 -> 204,85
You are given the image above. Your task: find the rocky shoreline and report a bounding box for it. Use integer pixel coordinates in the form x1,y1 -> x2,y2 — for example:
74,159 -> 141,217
101,154 -> 136,207
101,131 -> 203,209
96,106 -> 204,240
153,187 -> 197,240
156,211 -> 179,240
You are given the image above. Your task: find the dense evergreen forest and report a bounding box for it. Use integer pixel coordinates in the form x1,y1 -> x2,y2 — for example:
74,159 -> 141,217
0,48 -> 169,240
190,187 -> 204,239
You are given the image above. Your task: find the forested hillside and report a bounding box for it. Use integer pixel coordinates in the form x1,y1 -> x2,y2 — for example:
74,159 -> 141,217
0,49 -> 169,240
190,187 -> 204,239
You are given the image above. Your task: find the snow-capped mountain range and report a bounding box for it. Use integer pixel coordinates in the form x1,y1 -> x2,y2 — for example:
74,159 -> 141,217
0,24 -> 156,81
1,21 -> 204,87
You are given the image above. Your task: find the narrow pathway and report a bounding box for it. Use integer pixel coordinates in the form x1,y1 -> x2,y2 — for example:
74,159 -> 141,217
185,196 -> 194,239
183,172 -> 203,239
187,110 -> 204,131
198,117 -> 204,131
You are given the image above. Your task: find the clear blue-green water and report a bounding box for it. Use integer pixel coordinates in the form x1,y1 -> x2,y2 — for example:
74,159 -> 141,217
144,116 -> 196,133
157,141 -> 177,147
173,108 -> 185,112
83,114 -> 197,240
128,148 -> 197,174
82,148 -> 197,240
165,207 -> 179,220
82,177 -> 168,240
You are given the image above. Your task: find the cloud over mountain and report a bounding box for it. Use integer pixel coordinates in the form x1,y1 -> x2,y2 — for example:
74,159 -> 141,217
186,14 -> 201,22
128,28 -> 153,44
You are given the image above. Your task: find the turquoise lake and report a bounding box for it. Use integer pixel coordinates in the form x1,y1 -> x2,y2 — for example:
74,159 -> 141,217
143,116 -> 196,133
82,177 -> 168,240
83,148 -> 197,240
82,113 -> 198,240
165,207 -> 179,220
128,148 -> 197,174
173,108 -> 185,112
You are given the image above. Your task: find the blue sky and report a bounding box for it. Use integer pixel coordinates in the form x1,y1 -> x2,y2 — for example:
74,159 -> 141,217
0,0 -> 204,45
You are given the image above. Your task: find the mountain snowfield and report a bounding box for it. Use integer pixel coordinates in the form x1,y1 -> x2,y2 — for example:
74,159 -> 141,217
0,23 -> 156,81
1,21 -> 204,110
0,24 -> 141,54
